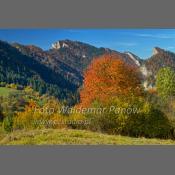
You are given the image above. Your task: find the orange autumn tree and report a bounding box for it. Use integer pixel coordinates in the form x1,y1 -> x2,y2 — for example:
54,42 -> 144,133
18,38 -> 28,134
79,54 -> 143,107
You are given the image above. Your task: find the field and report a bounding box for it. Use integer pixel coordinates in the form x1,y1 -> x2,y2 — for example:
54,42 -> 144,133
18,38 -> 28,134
1,129 -> 175,145
0,87 -> 17,97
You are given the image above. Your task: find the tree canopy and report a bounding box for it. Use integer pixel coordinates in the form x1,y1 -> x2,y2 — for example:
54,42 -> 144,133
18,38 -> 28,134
156,67 -> 175,100
80,54 -> 143,107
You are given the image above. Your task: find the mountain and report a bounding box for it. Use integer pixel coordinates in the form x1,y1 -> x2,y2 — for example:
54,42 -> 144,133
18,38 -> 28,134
12,40 -> 113,88
48,39 -> 112,73
12,43 -> 83,86
0,40 -> 78,103
1,39 -> 175,101
124,52 -> 143,66
142,47 -> 175,88
13,39 -> 143,86
145,47 -> 175,74
48,40 -> 143,71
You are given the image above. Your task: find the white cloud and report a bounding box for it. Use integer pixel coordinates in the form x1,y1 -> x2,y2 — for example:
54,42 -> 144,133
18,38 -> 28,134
166,46 -> 175,50
115,42 -> 137,47
91,41 -> 138,49
136,33 -> 175,39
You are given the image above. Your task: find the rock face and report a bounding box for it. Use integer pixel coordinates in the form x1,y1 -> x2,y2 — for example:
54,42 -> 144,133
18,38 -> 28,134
52,42 -> 61,49
125,52 -> 142,66
152,47 -> 164,55
52,41 -> 69,49
144,47 -> 175,88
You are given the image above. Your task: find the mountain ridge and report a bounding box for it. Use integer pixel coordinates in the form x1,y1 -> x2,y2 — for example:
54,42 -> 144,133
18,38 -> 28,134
1,39 -> 175,98
0,40 -> 79,104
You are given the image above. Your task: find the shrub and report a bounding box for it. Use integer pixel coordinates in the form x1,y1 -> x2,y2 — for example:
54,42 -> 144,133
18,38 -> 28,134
84,97 -> 173,139
125,104 -> 172,139
69,112 -> 89,129
9,83 -> 17,89
0,82 -> 6,87
13,99 -> 68,130
84,100 -> 118,133
2,116 -> 13,132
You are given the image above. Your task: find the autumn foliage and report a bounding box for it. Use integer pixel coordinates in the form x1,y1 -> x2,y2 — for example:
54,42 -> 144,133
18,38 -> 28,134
80,54 -> 143,107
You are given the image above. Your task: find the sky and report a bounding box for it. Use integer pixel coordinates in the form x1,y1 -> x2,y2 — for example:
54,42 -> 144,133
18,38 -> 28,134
1,29 -> 175,59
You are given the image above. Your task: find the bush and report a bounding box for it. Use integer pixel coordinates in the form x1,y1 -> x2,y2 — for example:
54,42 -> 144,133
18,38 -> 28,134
7,83 -> 17,89
84,97 -> 173,139
0,82 -> 6,87
2,116 -> 13,132
69,112 -> 90,130
125,105 -> 172,139
84,100 -> 118,133
13,99 -> 68,130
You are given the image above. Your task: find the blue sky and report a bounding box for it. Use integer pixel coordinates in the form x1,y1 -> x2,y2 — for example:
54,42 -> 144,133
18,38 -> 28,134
1,29 -> 175,59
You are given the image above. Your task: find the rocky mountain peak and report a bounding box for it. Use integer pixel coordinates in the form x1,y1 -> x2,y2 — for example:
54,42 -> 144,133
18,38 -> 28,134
153,47 -> 164,55
51,40 -> 70,49
124,52 -> 142,66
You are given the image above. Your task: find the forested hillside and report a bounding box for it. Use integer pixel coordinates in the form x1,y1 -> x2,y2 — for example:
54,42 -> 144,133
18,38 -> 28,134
0,41 -> 77,103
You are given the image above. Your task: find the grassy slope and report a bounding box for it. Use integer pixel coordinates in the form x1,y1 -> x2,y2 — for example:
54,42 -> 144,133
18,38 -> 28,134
1,129 -> 175,145
0,87 -> 17,97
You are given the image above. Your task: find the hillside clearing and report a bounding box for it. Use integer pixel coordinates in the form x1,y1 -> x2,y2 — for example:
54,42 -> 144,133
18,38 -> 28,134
1,129 -> 175,145
0,87 -> 17,97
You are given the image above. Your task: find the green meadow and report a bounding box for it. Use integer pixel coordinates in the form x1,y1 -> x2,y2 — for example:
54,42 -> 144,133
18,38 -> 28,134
1,129 -> 175,145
